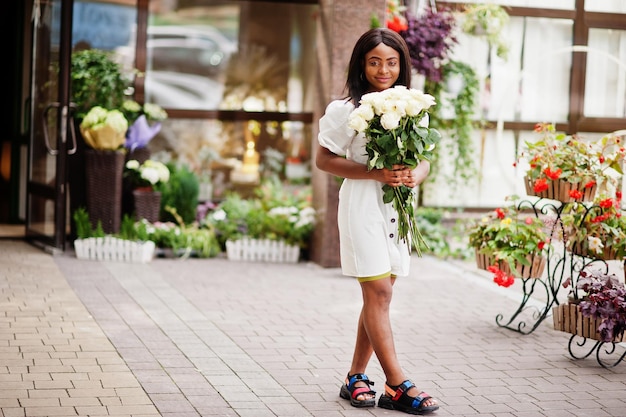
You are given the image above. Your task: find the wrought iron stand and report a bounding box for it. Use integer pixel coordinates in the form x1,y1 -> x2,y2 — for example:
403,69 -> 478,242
493,197 -> 626,367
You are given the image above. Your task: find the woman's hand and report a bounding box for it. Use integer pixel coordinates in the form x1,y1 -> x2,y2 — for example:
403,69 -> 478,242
381,165 -> 413,187
379,162 -> 430,188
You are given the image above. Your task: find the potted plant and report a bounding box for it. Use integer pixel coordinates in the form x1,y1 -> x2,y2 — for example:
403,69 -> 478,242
71,49 -> 129,119
205,179 -> 316,262
78,106 -> 130,233
461,3 -> 510,59
72,207 -> 156,263
124,159 -> 171,223
468,197 -> 550,286
519,123 -> 626,202
554,270 -> 626,343
398,7 -> 458,83
70,49 -> 132,235
559,194 -> 626,261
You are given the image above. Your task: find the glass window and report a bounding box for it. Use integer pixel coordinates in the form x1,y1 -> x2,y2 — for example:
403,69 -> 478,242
72,1 -> 137,50
450,16 -> 574,123
437,0 -> 574,10
584,28 -> 626,118
585,1 -> 626,13
141,1 -> 317,113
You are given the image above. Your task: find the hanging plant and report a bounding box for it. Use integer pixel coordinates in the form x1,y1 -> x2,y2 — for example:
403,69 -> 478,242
399,7 -> 458,82
425,60 -> 481,190
461,3 -> 510,59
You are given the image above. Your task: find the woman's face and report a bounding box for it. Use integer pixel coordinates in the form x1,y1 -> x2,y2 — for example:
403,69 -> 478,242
363,42 -> 401,92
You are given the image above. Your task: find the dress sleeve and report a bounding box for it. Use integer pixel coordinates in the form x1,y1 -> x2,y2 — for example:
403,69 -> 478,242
317,100 -> 355,157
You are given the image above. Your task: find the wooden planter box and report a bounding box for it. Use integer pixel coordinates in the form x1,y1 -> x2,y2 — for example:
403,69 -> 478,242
74,237 -> 155,263
226,238 -> 300,263
524,176 -> 597,203
475,251 -> 546,279
552,303 -> 623,342
568,240 -> 621,261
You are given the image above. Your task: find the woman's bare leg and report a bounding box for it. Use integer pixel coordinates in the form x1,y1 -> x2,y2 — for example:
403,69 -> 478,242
355,277 -> 437,407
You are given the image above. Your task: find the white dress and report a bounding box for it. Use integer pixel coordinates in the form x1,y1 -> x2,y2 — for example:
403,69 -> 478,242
318,99 -> 410,278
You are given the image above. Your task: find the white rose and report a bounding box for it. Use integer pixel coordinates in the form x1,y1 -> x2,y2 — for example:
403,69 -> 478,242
348,112 -> 369,133
380,111 -> 402,130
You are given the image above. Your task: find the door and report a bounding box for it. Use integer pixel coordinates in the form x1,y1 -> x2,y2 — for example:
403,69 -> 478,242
26,0 -> 75,252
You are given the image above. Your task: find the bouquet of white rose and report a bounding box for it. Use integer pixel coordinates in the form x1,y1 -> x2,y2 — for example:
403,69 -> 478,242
348,85 -> 441,255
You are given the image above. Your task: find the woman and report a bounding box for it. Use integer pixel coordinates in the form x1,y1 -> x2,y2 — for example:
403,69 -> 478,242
316,27 -> 440,415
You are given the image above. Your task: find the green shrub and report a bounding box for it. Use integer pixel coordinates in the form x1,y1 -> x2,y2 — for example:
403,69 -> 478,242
160,163 -> 199,224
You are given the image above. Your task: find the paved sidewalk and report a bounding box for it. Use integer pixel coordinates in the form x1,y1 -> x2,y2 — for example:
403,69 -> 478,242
2,239 -> 626,417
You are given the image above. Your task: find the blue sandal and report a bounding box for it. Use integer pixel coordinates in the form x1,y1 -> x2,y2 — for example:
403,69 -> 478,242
339,373 -> 376,408
378,380 -> 439,415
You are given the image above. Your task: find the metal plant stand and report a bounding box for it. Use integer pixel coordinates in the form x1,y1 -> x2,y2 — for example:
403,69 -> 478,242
492,196 -> 626,367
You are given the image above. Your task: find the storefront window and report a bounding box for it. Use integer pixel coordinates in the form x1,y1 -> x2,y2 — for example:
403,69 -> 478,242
143,1 -> 317,113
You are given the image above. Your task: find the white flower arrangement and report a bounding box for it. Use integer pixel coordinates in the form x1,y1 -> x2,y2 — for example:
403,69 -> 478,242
125,159 -> 170,189
347,86 -> 441,255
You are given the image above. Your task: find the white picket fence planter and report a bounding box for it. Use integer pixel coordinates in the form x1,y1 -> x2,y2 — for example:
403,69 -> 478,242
225,238 -> 300,263
74,237 -> 156,263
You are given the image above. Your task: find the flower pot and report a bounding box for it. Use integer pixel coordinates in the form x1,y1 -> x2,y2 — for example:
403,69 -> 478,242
524,176 -> 597,202
552,303 -> 624,342
132,189 -> 161,223
74,237 -> 155,263
568,240 -> 620,261
475,251 -> 546,279
85,149 -> 125,234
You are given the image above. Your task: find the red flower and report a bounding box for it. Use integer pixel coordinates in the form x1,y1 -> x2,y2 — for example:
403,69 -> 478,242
488,265 -> 515,288
584,180 -> 596,189
617,191 -> 622,200
543,167 -> 562,180
568,189 -> 583,200
538,241 -> 546,250
525,217 -> 533,225
599,198 -> 613,209
495,208 -> 506,219
386,15 -> 408,32
533,178 -> 549,193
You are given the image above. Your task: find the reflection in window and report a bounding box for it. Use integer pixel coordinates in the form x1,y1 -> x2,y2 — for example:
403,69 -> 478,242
145,1 -> 317,113
584,29 -> 626,118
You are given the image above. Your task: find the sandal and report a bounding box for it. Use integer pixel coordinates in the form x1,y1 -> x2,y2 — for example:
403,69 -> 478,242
339,373 -> 376,408
378,380 -> 439,415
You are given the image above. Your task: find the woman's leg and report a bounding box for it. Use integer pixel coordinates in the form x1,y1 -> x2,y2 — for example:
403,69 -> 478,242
358,277 -> 438,408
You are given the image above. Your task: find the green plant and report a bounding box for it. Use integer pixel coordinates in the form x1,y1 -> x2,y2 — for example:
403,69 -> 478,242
72,207 -> 106,239
160,162 -> 199,225
520,123 -> 625,194
560,195 -> 626,261
461,3 -> 510,59
467,197 -> 550,272
206,180 -> 316,250
73,207 -> 92,239
71,49 -> 129,119
426,60 -> 481,192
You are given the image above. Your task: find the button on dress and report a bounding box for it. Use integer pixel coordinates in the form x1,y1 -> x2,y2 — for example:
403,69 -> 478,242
318,99 -> 410,278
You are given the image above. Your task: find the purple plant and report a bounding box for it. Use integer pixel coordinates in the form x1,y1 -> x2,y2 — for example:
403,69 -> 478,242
577,270 -> 626,343
400,8 -> 457,82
